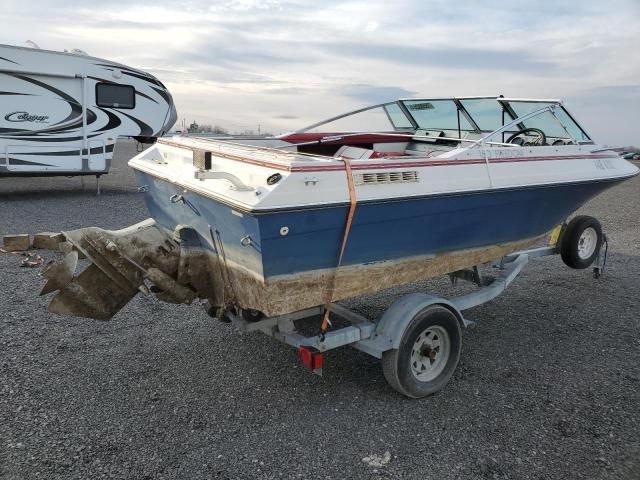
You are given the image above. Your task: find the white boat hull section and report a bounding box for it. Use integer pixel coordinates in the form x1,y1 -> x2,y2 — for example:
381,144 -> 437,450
129,137 -> 638,212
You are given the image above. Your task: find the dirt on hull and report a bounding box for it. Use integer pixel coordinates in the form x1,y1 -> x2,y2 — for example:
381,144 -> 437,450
221,236 -> 545,316
40,219 -> 546,320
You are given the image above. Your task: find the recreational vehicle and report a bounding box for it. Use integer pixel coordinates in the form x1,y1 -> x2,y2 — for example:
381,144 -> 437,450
0,43 -> 176,188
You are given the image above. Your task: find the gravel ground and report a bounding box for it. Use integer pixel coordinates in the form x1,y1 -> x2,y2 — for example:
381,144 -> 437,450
1,141 -> 639,480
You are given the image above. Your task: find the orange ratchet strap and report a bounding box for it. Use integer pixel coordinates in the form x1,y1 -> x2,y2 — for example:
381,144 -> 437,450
320,157 -> 357,337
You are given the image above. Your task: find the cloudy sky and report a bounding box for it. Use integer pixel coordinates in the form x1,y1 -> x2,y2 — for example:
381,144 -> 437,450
3,0 -> 640,144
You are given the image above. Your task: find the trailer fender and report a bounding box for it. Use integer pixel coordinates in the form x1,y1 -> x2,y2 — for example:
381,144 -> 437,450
383,293 -> 466,348
355,293 -> 466,358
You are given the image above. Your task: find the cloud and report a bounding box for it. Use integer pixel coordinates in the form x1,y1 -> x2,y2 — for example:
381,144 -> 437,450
323,42 -> 556,72
183,41 -> 317,70
565,85 -> 640,146
336,84 -> 417,104
1,0 -> 639,141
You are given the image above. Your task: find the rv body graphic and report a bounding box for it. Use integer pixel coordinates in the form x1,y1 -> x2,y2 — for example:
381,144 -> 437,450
0,44 -> 176,178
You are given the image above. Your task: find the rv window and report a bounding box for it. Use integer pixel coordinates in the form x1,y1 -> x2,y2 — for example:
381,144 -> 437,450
96,83 -> 135,109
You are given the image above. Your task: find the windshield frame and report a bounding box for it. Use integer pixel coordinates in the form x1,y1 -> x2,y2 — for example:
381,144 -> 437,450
295,101 -> 416,133
295,96 -> 594,144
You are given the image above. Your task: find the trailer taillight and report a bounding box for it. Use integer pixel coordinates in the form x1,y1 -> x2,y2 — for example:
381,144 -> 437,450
298,346 -> 323,374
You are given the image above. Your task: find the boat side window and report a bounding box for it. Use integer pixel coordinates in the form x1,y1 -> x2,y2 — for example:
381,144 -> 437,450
553,107 -> 591,142
95,83 -> 135,109
383,103 -> 414,129
402,100 -> 473,132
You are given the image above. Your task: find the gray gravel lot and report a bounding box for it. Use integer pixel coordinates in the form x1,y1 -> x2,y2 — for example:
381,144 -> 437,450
1,141 -> 639,479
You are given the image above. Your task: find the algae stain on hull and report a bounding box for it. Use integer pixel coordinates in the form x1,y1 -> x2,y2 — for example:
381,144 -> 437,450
239,235 -> 545,316
42,219 -> 546,320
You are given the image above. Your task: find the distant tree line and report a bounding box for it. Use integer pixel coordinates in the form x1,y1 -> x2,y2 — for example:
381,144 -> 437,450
187,121 -> 228,134
185,121 -> 272,136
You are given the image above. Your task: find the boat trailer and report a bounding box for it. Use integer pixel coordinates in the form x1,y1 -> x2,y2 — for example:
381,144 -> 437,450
220,218 -> 607,398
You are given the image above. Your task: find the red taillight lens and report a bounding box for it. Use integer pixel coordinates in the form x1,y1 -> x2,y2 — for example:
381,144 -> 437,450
298,346 -> 323,371
298,346 -> 312,367
312,351 -> 324,370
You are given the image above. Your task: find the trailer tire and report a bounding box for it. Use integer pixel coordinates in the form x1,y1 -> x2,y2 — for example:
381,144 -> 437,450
382,305 -> 461,398
560,216 -> 602,269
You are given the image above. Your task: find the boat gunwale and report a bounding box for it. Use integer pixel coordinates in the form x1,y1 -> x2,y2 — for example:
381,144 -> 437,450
154,137 -> 620,173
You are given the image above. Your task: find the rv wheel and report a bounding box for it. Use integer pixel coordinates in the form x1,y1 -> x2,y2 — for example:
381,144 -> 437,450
382,305 -> 461,398
560,216 -> 603,269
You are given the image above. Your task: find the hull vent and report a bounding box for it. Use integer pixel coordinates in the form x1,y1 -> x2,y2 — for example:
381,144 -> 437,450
354,171 -> 418,185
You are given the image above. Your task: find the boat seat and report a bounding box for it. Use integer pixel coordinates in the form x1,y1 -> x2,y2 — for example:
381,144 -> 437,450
335,145 -> 405,159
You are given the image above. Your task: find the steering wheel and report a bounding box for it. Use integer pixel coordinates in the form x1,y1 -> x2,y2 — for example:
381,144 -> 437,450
506,128 -> 547,146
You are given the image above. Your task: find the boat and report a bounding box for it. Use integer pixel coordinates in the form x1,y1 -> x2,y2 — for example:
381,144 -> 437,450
0,43 -> 176,181
40,96 -> 639,321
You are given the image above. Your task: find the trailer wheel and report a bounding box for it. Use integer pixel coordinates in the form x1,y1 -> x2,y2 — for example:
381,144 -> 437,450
560,216 -> 603,269
382,305 -> 461,398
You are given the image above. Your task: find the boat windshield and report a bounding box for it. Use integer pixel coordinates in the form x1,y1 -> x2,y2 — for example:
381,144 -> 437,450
399,98 -> 591,143
297,96 -> 592,144
458,98 -> 504,132
403,100 -> 474,131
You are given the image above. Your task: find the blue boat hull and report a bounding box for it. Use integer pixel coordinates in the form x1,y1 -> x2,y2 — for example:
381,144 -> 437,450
135,171 -> 623,281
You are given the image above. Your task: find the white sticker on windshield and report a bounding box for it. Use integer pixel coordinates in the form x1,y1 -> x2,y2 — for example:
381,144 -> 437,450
408,103 -> 435,111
